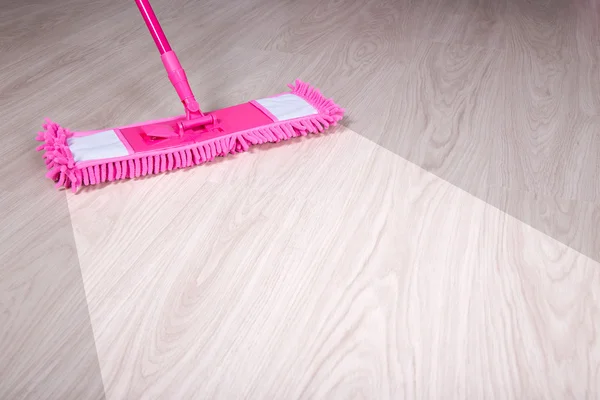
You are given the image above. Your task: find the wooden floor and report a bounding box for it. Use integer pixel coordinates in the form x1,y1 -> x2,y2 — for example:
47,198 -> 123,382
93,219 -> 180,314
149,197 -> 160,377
2,0 -> 600,398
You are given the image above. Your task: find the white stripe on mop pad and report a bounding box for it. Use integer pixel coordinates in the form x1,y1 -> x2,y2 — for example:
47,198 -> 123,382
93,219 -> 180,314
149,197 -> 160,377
255,94 -> 318,121
67,130 -> 129,163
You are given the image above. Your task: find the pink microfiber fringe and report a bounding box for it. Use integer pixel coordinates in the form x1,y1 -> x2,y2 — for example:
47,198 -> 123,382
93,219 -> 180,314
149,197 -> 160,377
36,80 -> 345,193
35,120 -> 80,191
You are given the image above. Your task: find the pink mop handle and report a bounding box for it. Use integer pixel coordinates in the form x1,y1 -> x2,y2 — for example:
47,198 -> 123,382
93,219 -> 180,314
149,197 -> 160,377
134,0 -> 203,116
134,0 -> 171,54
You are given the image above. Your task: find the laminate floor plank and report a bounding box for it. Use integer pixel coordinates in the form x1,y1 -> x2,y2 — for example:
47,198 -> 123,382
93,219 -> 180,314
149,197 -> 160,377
3,0 -> 600,397
67,127 -> 600,399
0,184 -> 105,400
484,186 -> 600,259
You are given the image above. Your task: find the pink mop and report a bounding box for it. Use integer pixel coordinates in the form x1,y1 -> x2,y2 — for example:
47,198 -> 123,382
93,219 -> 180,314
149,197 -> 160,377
36,0 -> 345,193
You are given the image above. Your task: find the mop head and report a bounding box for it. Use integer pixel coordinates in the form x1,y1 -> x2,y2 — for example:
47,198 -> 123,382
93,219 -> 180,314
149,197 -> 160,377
36,80 -> 344,193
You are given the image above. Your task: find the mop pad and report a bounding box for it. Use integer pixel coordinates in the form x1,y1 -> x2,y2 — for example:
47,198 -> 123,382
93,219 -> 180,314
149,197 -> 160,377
36,81 -> 344,192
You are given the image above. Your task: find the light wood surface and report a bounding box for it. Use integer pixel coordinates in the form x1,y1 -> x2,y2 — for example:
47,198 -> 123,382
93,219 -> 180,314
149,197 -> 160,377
68,127 -> 600,399
0,187 -> 105,400
2,0 -> 600,398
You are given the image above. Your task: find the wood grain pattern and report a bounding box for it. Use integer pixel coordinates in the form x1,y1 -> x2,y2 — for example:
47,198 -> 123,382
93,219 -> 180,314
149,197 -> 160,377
1,1 -> 113,398
0,186 -> 105,399
225,0 -> 600,259
67,128 -> 600,399
2,0 -> 600,397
